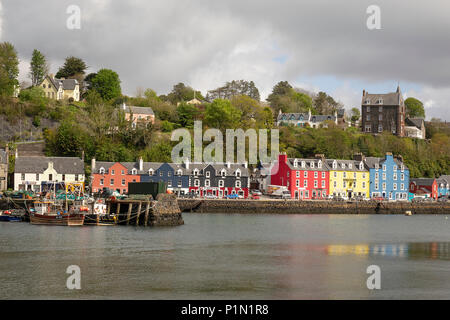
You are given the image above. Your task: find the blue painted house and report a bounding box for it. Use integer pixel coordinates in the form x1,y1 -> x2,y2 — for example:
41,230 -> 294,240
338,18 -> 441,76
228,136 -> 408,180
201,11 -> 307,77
139,162 -> 190,196
437,176 -> 450,197
364,153 -> 410,200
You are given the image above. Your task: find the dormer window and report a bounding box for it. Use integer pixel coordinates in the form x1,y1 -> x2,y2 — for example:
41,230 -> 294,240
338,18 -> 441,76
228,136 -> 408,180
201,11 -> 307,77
377,99 -> 383,104
310,162 -> 314,169
206,171 -> 210,178
193,169 -> 199,176
149,169 -> 154,176
236,169 -> 241,178
318,161 -> 322,169
349,163 -> 352,169
99,167 -> 105,174
359,163 -> 364,170
375,164 -> 379,170
341,163 -> 345,169
293,159 -> 298,167
332,161 -> 337,169
132,168 -> 137,175
177,169 -> 182,176
301,161 -> 306,168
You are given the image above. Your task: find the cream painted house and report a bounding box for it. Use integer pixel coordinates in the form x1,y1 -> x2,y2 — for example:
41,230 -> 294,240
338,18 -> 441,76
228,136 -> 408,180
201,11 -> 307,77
40,74 -> 80,101
14,156 -> 85,192
0,147 -> 8,191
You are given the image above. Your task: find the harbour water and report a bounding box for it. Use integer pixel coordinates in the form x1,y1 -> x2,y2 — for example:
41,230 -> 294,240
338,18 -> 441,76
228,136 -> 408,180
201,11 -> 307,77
0,213 -> 449,299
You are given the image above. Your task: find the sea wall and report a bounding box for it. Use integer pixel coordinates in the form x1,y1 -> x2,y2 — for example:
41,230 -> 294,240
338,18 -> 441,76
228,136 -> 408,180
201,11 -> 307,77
178,199 -> 450,215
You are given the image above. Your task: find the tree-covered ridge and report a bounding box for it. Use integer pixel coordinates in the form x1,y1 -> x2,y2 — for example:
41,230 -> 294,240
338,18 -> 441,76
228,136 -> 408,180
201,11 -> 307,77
0,42 -> 448,179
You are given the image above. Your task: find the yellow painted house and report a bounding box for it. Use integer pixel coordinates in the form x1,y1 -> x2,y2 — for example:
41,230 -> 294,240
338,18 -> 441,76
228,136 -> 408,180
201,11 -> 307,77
40,74 -> 80,101
326,157 -> 370,199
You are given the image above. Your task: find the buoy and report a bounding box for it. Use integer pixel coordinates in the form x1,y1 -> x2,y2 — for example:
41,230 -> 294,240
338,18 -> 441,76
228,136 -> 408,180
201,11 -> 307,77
405,210 -> 412,216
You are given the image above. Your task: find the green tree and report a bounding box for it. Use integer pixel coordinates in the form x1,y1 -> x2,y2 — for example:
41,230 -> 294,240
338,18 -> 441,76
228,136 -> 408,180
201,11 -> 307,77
405,97 -> 425,118
55,56 -> 87,78
167,83 -> 203,104
91,69 -> 122,101
206,80 -> 260,101
204,99 -> 242,131
351,107 -> 361,123
176,102 -> 199,128
29,49 -> 48,86
0,42 -> 20,96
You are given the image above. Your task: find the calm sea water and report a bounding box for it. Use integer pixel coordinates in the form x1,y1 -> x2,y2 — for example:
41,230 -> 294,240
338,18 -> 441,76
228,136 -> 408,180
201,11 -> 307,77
0,213 -> 449,300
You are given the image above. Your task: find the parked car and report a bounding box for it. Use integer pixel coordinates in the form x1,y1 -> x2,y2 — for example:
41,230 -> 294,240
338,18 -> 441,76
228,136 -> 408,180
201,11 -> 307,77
205,194 -> 218,199
251,193 -> 260,200
280,190 -> 292,199
226,194 -> 239,199
184,192 -> 198,199
251,190 -> 262,196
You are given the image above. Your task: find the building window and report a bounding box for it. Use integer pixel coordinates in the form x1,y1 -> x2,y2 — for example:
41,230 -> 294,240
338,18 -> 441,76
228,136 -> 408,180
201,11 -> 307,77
382,183 -> 386,190
334,172 -> 337,178
160,172 -> 163,177
383,165 -> 386,171
378,125 -> 383,133
304,171 -> 308,178
121,170 -> 125,175
36,174 -> 39,181
393,183 -> 397,191
314,180 -> 318,188
366,114 -> 371,121
379,106 -> 383,112
375,182 -> 379,190
375,172 -> 379,180
296,171 -> 300,178
366,105 -> 370,111
219,180 -> 224,187
149,169 -> 154,176
322,172 -> 326,179
382,173 -> 386,180
236,181 -> 241,188
365,125 -> 371,133
100,179 -> 104,186
75,174 -> 79,181
321,180 -> 325,188
296,180 -> 300,187
401,183 -> 404,190
178,180 -> 182,187
362,182 -> 366,188
379,114 -> 383,121
168,172 -> 172,177
205,180 -> 210,187
393,173 -> 397,180
334,181 -> 337,188
168,180 -> 172,187
304,180 -> 308,188
110,179 -> 114,186
99,168 -> 105,174
314,172 -> 318,178
111,170 -> 115,175
49,174 -> 53,181
194,179 -> 200,187
343,172 -> 347,178
401,174 -> 404,181
236,170 -> 241,178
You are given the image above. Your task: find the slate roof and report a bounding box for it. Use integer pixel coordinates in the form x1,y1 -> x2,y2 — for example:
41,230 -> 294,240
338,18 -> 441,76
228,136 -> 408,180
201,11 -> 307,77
363,156 -> 408,170
15,157 -> 84,174
325,159 -> 367,172
410,178 -> 436,186
123,105 -> 154,116
438,175 -> 450,184
0,149 -> 7,164
287,158 -> 330,171
310,115 -> 336,123
405,118 -> 424,129
277,113 -> 309,122
362,87 -> 401,106
48,76 -> 79,90
93,161 -> 249,177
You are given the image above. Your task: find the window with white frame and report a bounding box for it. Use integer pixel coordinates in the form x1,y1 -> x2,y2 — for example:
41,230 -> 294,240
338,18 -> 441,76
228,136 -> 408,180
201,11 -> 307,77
236,180 -> 241,188
219,180 -> 224,187
132,168 -> 137,175
304,180 -> 308,188
314,180 -> 318,188
296,180 -> 300,187
296,171 -> 300,178
99,168 -> 105,174
194,179 -> 200,187
322,172 -> 325,179
321,180 -> 325,188
304,171 -> 308,178
314,171 -> 318,178
206,171 -> 210,178
149,169 -> 154,176
205,179 -> 210,187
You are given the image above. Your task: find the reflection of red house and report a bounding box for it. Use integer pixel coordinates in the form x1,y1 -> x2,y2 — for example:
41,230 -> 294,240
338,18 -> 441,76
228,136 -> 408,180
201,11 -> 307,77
91,161 -> 141,194
271,153 -> 330,200
409,178 -> 438,200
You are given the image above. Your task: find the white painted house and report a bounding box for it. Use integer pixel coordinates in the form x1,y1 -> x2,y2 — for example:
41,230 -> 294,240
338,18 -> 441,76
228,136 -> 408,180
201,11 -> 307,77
14,156 -> 85,192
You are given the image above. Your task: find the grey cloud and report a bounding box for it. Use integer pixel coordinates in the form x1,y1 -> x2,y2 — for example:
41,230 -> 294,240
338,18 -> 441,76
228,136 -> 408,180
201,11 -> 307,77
2,0 -> 450,119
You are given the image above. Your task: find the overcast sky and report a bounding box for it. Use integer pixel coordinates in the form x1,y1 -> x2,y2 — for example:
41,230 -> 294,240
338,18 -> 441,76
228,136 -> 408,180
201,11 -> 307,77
1,0 -> 450,120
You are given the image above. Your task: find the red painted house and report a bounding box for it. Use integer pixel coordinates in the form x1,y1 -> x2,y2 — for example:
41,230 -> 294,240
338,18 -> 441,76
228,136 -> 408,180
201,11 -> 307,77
409,178 -> 438,200
271,153 -> 330,200
91,160 -> 141,194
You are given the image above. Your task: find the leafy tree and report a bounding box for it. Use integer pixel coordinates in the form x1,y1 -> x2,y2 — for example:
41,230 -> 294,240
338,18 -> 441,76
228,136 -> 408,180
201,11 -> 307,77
206,80 -> 260,101
0,42 -> 20,96
314,91 -> 339,114
351,107 -> 361,123
29,49 -> 49,86
405,97 -> 425,118
91,69 -> 122,101
204,99 -> 242,131
176,102 -> 199,128
167,83 -> 203,104
55,56 -> 87,78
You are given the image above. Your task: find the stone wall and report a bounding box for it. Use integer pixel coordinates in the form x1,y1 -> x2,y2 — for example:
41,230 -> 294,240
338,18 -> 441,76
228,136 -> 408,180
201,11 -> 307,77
150,194 -> 184,226
178,199 -> 450,215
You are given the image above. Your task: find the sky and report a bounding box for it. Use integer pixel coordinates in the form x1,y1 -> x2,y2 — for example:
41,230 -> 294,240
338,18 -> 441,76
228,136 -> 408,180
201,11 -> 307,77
1,0 -> 450,120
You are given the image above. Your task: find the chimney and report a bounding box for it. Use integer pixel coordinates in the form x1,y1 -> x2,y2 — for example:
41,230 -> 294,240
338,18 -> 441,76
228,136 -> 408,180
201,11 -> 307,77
363,89 -> 366,96
91,158 -> 96,171
122,102 -> 127,110
50,73 -> 54,79
353,153 -> 365,162
279,152 -> 288,164
244,161 -> 248,169
15,148 -> 18,158
139,156 -> 143,171
396,155 -> 404,163
227,161 -> 231,169
185,158 -> 190,170
314,154 -> 325,160
81,150 -> 85,161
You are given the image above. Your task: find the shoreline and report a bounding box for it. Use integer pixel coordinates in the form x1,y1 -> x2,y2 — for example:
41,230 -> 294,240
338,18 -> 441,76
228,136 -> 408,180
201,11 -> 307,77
178,199 -> 450,215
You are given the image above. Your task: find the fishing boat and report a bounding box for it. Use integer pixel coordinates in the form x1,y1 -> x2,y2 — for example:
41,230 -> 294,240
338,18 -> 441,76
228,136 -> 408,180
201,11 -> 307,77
0,210 -> 22,222
29,201 -> 85,226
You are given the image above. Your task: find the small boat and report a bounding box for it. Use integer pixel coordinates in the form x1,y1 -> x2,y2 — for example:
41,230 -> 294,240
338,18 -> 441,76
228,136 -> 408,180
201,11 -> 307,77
0,210 -> 22,222
29,201 -> 85,226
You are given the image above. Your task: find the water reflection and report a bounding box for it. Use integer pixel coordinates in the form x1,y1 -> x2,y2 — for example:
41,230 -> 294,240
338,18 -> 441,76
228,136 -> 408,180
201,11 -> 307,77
326,242 -> 450,260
